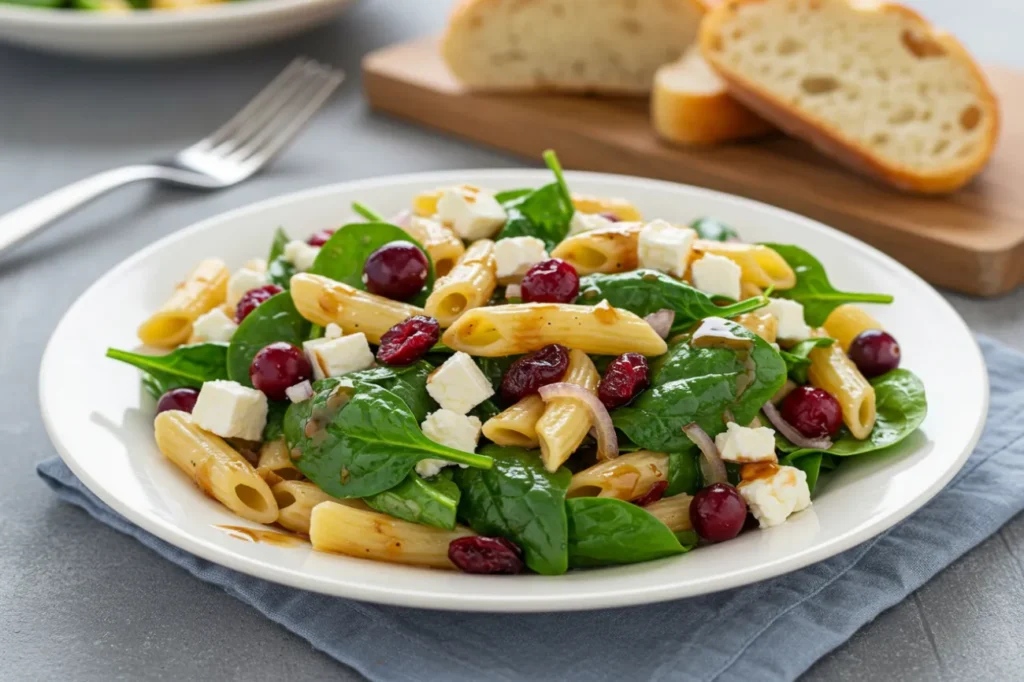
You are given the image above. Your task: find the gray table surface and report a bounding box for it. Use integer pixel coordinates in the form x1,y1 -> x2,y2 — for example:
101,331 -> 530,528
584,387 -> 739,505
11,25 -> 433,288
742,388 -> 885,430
2,1 -> 1023,680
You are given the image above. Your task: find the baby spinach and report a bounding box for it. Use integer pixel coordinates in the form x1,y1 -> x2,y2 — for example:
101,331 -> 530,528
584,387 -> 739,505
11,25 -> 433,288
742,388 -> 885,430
470,399 -> 502,423
613,321 -> 786,452
780,453 -> 824,491
284,380 -> 492,499
666,450 -> 701,495
309,222 -> 435,306
763,243 -> 894,326
226,292 -> 311,385
266,227 -> 297,289
495,151 -> 575,251
691,217 -> 739,242
363,470 -> 461,530
779,337 -> 835,384
263,401 -> 288,442
351,201 -> 384,222
577,270 -> 767,333
106,343 -> 229,400
344,361 -> 434,422
567,497 -> 696,568
494,188 -> 534,204
454,444 -> 571,575
475,355 -> 518,391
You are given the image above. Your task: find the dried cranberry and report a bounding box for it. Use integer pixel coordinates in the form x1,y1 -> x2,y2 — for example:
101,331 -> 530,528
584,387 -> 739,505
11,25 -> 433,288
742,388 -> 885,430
848,330 -> 901,378
597,353 -> 650,409
250,342 -> 312,401
156,387 -> 199,414
633,480 -> 668,507
235,284 -> 283,323
520,259 -> 579,304
363,241 -> 429,301
448,536 -> 525,574
690,483 -> 747,543
377,315 -> 441,366
781,386 -> 843,439
307,228 -> 336,247
500,344 -> 570,402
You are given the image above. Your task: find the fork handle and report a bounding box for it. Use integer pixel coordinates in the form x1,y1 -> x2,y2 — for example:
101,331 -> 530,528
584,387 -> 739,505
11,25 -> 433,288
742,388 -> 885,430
0,164 -> 163,256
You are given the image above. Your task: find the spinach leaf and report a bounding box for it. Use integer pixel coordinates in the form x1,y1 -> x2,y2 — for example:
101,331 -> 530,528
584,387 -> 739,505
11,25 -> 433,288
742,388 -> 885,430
227,292 -> 311,386
567,497 -> 695,567
779,337 -> 835,384
763,243 -> 894,326
363,470 -> 461,529
691,217 -> 739,242
780,453 -> 824,491
577,270 -> 767,332
666,449 -> 701,495
495,151 -> 575,251
106,343 -> 229,400
284,380 -> 491,498
613,321 -> 786,451
343,361 -> 434,422
494,188 -> 534,204
475,355 -> 518,391
310,222 -> 435,306
470,399 -> 501,423
351,201 -> 384,222
264,401 -> 288,442
454,444 -> 571,575
267,227 -> 297,289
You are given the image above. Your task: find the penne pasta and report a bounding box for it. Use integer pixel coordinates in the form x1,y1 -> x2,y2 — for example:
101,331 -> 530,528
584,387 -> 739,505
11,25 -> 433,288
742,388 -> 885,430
536,350 -> 600,472
481,395 -> 546,448
310,501 -> 476,569
424,240 -> 498,327
823,304 -> 884,352
402,216 -> 466,278
290,273 -> 423,344
138,258 -> 229,348
271,480 -> 367,535
808,329 -> 877,439
644,494 -> 694,533
735,311 -> 778,343
256,439 -> 303,486
154,410 -> 278,524
442,301 -> 668,357
571,193 -> 643,221
550,223 -> 643,275
692,241 -> 796,290
567,450 -> 670,500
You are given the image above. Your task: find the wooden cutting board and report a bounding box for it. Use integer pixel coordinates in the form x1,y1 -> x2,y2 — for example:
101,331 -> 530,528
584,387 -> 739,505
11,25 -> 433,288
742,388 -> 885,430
363,38 -> 1024,297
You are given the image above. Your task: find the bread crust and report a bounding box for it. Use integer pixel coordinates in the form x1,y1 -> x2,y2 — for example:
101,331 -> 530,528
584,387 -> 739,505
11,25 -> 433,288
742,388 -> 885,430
700,0 -> 1000,194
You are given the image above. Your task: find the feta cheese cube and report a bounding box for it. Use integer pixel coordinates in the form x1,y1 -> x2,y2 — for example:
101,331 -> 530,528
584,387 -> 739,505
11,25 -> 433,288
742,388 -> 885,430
303,333 -> 374,380
285,380 -> 314,404
714,422 -> 778,464
227,267 -> 269,306
325,323 -> 343,339
737,465 -> 812,528
765,298 -> 810,342
416,409 -> 482,478
426,351 -> 495,415
191,308 -> 238,343
691,253 -> 742,300
436,186 -> 507,241
283,240 -> 320,272
637,220 -> 696,278
192,380 -> 268,441
494,236 -> 548,280
568,211 -> 615,236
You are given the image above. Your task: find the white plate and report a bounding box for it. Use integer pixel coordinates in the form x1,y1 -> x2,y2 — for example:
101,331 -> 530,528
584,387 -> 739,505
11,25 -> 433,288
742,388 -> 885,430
40,170 -> 987,612
0,0 -> 354,58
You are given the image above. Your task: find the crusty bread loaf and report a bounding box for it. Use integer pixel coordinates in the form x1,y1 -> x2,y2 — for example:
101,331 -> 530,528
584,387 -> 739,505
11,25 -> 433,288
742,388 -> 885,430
700,0 -> 999,193
653,44 -> 774,144
442,0 -> 704,95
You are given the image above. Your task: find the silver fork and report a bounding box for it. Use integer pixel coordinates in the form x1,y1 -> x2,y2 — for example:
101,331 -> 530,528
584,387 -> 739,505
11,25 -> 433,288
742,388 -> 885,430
0,57 -> 344,257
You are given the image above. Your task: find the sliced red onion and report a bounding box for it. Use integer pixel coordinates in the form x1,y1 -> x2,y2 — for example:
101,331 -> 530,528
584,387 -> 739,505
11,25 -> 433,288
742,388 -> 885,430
682,422 -> 728,485
762,401 -> 833,450
285,380 -> 314,404
391,210 -> 412,228
505,283 -> 522,300
539,382 -> 618,460
644,309 -> 675,339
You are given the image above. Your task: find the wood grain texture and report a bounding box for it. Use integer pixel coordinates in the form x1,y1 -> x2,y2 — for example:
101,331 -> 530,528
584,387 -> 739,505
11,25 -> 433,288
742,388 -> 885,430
363,38 -> 1024,297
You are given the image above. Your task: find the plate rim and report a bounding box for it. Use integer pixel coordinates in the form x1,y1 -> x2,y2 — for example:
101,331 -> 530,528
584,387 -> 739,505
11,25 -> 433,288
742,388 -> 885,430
38,169 -> 989,612
0,0 -> 344,28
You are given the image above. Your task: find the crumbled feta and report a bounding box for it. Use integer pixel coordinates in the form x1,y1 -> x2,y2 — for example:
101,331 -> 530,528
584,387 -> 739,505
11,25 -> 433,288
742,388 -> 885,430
303,333 -> 374,380
738,465 -> 812,528
285,380 -> 314,404
436,186 -> 507,241
637,219 -> 696,278
426,351 -> 494,415
283,240 -> 320,272
765,298 -> 811,342
192,380 -> 268,441
568,211 -> 615,236
325,323 -> 343,339
416,409 -> 482,478
191,308 -> 238,343
227,267 -> 269,306
714,421 -> 778,464
691,253 -> 742,300
494,236 -> 548,280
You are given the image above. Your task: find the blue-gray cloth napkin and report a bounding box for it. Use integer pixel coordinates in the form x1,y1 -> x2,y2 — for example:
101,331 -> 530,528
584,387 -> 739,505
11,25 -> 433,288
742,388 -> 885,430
38,335 -> 1024,682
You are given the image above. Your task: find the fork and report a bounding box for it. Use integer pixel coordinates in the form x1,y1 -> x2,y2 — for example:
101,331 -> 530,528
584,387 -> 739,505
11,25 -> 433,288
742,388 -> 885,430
0,58 -> 344,257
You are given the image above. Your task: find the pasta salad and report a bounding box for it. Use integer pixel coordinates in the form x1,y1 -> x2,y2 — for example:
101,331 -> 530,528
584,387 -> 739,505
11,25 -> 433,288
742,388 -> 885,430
107,151 -> 927,575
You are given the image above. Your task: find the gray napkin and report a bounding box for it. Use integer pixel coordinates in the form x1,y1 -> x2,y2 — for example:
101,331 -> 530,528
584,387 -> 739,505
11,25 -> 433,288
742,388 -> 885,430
38,335 -> 1024,682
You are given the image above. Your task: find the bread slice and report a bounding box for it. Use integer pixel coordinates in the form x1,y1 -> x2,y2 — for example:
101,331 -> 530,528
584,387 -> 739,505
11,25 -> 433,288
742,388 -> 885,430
442,0 -> 704,95
700,0 -> 999,193
653,44 -> 774,144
